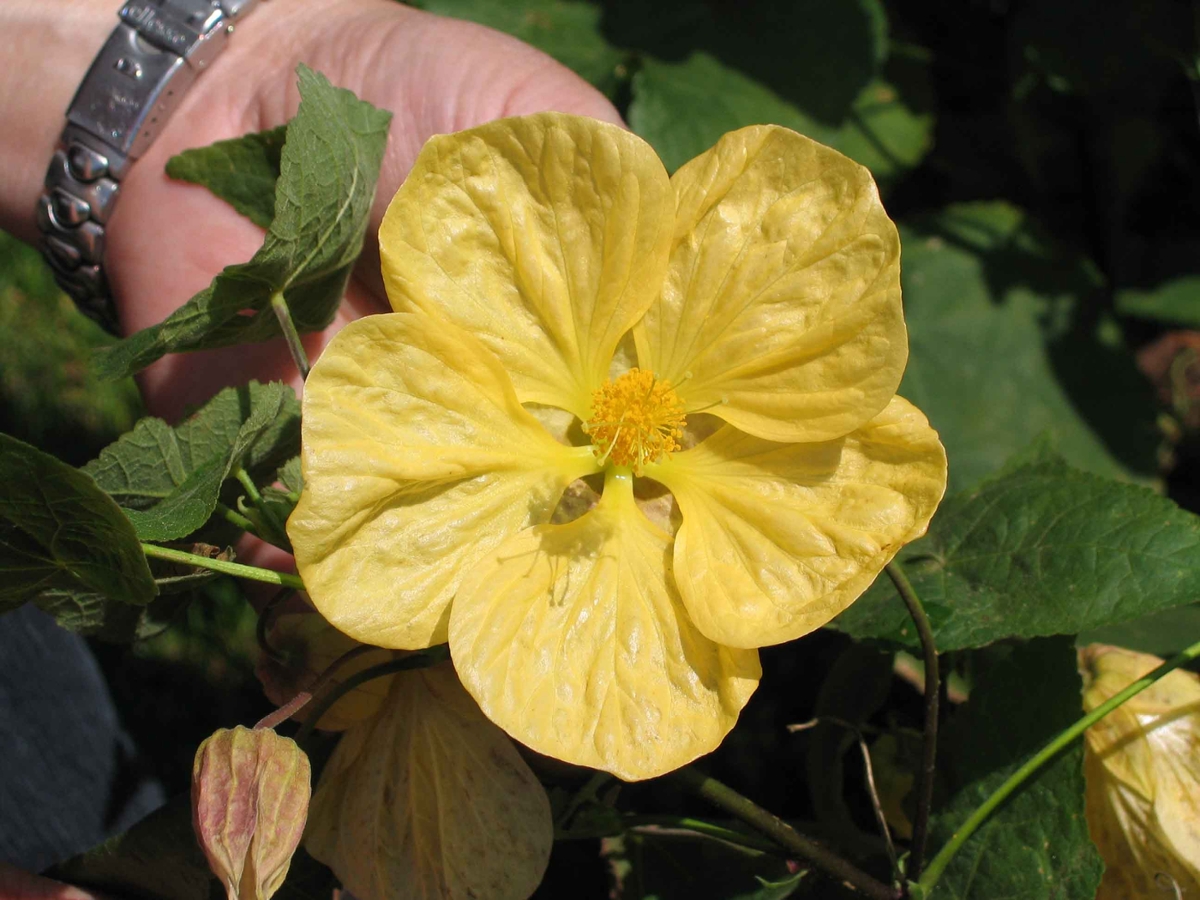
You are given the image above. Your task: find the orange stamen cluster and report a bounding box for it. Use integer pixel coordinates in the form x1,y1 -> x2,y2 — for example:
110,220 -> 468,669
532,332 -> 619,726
584,368 -> 686,472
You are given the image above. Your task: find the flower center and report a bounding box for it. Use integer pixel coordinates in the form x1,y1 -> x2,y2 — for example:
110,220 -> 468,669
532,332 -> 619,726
584,368 -> 686,472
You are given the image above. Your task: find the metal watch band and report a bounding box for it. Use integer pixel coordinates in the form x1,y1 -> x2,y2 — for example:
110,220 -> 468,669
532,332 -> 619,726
36,0 -> 262,334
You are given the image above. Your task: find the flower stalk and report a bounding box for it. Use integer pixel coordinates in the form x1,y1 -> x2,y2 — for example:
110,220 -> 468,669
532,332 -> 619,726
886,561 -> 939,880
675,765 -> 901,900
270,290 -> 310,379
141,543 -> 305,590
294,647 -> 450,746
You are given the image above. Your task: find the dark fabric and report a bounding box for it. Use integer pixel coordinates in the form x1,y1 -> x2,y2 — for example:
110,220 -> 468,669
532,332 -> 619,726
0,605 -> 164,872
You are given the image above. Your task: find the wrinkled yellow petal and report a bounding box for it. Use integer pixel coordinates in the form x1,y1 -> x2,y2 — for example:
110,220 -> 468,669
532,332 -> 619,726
288,311 -> 596,650
256,612 -> 394,732
634,125 -> 905,442
449,471 -> 760,781
380,113 -> 674,419
1081,645 -> 1200,898
306,663 -> 552,900
647,397 -> 946,649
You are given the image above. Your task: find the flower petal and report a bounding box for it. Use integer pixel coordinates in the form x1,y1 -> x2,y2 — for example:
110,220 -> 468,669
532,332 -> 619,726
306,663 -> 553,900
449,473 -> 760,781
647,396 -> 946,649
288,311 -> 596,650
380,113 -> 674,418
1082,645 -> 1200,897
634,125 -> 905,442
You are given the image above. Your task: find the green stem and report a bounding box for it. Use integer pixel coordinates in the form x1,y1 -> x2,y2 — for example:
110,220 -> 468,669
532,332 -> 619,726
620,815 -> 784,856
235,467 -> 291,551
215,501 -> 259,536
918,638 -> 1200,895
294,647 -> 450,746
675,766 -> 900,900
886,561 -> 938,881
141,543 -> 304,590
271,290 -> 310,379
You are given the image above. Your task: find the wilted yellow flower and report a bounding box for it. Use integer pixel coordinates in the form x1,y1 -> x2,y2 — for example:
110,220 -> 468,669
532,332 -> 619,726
305,661 -> 553,900
288,114 -> 947,779
1081,644 -> 1200,899
191,726 -> 311,900
256,610 -> 395,732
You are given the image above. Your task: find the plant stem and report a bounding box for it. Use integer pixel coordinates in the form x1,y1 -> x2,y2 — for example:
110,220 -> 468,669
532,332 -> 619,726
886,561 -> 938,881
294,647 -> 450,746
918,637 -> 1200,894
215,501 -> 259,536
234,467 -> 291,551
271,290 -> 310,379
621,815 -> 784,856
141,543 -> 304,590
675,766 -> 900,900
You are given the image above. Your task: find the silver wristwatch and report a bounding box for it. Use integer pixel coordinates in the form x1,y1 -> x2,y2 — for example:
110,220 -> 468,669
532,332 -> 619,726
36,0 -> 262,333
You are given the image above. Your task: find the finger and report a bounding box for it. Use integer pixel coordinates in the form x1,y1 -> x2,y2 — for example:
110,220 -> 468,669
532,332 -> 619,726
0,863 -> 104,900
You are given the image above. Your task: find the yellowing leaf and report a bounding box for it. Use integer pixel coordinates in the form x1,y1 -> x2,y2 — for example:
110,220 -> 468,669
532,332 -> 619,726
305,663 -> 552,900
1081,644 -> 1200,899
649,396 -> 945,648
633,124 -> 906,443
287,311 -> 596,649
448,473 -> 760,780
379,112 -> 674,419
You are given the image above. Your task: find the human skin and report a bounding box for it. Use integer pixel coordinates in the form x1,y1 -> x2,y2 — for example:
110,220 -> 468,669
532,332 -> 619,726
0,0 -> 620,418
0,2 -> 617,894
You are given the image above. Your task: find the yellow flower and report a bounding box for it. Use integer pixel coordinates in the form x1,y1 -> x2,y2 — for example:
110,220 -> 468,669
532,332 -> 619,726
288,114 -> 947,780
305,661 -> 553,900
1081,644 -> 1200,899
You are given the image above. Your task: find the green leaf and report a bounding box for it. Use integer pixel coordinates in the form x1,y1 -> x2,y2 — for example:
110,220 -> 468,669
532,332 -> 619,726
277,455 -> 303,495
926,638 -> 1102,899
166,125 -> 287,228
629,52 -> 930,181
1115,275 -> 1200,328
83,381 -> 299,542
835,448 -> 1200,651
0,432 -> 155,612
897,202 -> 1156,493
417,0 -> 629,95
96,66 -> 392,379
35,567 -> 218,642
604,830 -> 805,900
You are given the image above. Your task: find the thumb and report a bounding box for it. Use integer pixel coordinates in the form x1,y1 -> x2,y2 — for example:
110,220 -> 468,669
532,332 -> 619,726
0,864 -> 105,900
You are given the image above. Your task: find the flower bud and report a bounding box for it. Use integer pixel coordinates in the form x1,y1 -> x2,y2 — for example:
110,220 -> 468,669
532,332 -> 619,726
1081,644 -> 1200,899
192,726 -> 311,900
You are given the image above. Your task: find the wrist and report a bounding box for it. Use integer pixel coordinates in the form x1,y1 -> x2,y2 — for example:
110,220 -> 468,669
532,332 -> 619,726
0,0 -> 114,244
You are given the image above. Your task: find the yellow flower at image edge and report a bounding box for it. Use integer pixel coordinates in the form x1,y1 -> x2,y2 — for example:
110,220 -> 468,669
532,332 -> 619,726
287,113 -> 948,780
1082,644 -> 1200,898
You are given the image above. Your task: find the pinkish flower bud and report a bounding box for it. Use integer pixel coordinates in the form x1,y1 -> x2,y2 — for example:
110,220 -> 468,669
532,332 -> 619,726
192,726 -> 311,900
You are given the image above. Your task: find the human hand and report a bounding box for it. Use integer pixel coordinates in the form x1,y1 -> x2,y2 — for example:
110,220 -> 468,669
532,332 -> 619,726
0,863 -> 104,900
0,0 -> 619,418
107,0 -> 619,416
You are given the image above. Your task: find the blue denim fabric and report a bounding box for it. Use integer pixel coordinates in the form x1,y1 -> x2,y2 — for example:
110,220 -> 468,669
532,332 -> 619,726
0,605 -> 164,872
